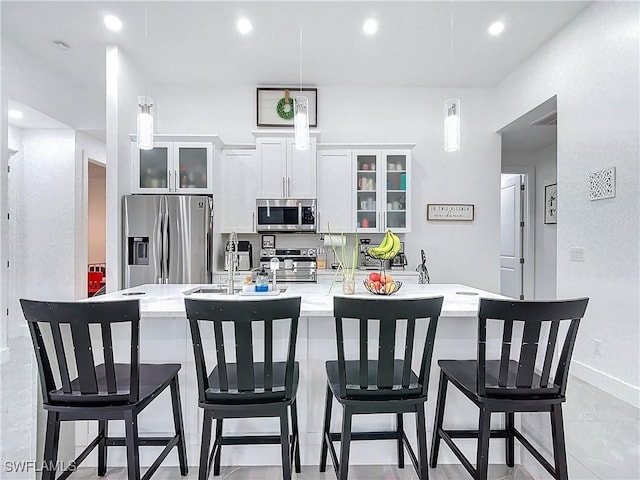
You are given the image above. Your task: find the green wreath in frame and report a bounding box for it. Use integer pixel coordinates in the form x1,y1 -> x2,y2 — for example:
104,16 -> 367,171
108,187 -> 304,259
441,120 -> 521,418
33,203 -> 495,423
276,96 -> 295,120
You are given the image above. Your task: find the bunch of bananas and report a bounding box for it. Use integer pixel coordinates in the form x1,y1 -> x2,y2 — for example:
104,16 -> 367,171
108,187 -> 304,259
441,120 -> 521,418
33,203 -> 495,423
367,230 -> 401,260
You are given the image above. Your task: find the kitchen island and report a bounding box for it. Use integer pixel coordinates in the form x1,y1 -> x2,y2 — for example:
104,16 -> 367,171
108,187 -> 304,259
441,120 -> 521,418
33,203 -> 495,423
82,283 -> 511,468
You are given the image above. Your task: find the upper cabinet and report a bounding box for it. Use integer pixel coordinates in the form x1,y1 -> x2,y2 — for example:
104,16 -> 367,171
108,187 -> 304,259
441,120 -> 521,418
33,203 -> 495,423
317,149 -> 354,233
256,135 -> 317,199
219,149 -> 259,233
353,149 -> 412,233
131,135 -> 221,194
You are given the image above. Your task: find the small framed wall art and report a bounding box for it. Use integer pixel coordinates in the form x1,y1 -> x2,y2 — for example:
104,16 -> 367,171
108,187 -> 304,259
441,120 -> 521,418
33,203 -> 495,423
257,87 -> 318,127
427,204 -> 474,221
544,183 -> 557,224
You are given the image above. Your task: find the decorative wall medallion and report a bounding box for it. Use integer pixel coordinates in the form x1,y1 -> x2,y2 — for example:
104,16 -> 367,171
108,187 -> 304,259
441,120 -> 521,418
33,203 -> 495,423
589,167 -> 616,200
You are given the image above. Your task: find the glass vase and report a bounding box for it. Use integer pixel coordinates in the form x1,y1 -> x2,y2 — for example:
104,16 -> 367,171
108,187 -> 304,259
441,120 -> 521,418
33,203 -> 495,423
342,275 -> 355,295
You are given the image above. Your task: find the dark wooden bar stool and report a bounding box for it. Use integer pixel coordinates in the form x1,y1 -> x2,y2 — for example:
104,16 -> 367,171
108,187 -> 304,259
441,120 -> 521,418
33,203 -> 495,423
20,299 -> 188,480
185,297 -> 302,480
430,297 -> 589,480
319,296 -> 444,480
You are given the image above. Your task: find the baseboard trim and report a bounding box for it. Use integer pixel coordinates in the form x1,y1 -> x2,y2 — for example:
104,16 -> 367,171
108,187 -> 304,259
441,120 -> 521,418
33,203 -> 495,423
571,361 -> 640,408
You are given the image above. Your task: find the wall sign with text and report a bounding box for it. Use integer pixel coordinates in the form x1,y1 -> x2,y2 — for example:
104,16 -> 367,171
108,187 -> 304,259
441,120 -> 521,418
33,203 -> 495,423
427,204 -> 475,221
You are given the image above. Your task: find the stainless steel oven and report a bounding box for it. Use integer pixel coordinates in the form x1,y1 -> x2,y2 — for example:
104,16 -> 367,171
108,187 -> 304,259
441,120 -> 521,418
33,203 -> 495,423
256,199 -> 316,232
259,247 -> 317,282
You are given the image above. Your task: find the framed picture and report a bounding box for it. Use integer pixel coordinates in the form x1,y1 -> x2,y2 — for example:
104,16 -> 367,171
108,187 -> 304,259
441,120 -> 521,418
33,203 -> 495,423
257,87 -> 318,127
427,204 -> 474,221
545,183 -> 557,224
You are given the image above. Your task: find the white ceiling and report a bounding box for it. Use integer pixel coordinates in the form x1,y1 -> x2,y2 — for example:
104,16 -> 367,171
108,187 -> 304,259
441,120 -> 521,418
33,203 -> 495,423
500,96 -> 557,152
2,1 -> 589,89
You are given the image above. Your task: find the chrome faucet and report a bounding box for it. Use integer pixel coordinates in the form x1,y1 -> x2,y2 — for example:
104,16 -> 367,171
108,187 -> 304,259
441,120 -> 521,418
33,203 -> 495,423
226,231 -> 238,294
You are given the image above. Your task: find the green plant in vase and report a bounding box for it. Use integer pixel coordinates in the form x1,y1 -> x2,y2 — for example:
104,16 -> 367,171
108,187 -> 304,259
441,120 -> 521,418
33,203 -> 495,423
326,226 -> 358,294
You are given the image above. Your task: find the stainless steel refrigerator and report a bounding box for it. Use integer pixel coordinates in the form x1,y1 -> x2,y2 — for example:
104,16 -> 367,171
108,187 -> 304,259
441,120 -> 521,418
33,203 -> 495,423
123,195 -> 213,288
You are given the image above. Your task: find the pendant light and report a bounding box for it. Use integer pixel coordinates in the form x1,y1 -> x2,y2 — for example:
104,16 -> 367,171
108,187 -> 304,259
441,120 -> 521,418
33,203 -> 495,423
444,2 -> 460,152
137,5 -> 154,151
294,27 -> 310,150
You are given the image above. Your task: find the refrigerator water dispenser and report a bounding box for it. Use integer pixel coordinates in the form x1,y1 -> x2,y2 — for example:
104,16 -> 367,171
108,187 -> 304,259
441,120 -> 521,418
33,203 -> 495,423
128,237 -> 149,265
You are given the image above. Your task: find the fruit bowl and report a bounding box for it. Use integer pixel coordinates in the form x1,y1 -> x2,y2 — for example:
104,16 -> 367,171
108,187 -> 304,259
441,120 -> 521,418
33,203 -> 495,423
363,279 -> 403,296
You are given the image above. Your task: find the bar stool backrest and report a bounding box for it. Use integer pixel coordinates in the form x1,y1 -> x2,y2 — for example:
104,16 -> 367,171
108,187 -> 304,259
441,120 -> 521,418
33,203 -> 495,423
333,296 -> 444,399
20,299 -> 141,405
477,298 -> 589,398
185,297 -> 301,403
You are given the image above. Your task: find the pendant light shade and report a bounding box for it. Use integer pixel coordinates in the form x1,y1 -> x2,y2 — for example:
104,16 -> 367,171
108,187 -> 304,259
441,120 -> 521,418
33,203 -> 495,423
294,95 -> 310,150
444,98 -> 460,152
137,96 -> 154,150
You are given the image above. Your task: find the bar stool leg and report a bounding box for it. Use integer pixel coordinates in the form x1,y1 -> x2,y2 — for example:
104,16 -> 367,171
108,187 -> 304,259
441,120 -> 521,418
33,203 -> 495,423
279,408 -> 292,480
124,410 -> 141,480
415,404 -> 429,480
550,404 -> 569,480
170,377 -> 189,475
397,413 -> 405,468
429,370 -> 448,467
199,410 -> 213,480
213,418 -> 223,476
290,400 -> 301,473
97,420 -> 108,476
506,412 -> 515,467
42,411 -> 60,480
476,408 -> 492,480
338,406 -> 353,480
319,383 -> 333,472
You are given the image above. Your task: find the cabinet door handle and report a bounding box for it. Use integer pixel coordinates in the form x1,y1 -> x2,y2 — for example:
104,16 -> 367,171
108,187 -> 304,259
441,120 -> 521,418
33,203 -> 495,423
287,177 -> 291,197
282,177 -> 285,197
168,171 -> 172,192
252,212 -> 255,233
175,170 -> 178,191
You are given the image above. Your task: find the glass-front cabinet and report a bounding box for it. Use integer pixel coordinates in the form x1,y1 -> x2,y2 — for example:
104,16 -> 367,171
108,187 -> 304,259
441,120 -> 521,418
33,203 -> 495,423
354,149 -> 411,233
132,135 -> 215,194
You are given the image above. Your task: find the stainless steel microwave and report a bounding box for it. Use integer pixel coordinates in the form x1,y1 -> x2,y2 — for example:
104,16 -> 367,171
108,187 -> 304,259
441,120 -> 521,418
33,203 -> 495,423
256,199 -> 316,232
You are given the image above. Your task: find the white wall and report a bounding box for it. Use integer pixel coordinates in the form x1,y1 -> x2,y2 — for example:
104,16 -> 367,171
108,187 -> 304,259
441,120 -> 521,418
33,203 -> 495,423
495,2 -> 639,406
155,85 -> 502,291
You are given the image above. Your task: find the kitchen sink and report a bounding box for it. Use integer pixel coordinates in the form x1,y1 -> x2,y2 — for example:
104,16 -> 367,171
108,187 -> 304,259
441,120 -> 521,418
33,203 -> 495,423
183,285 -> 241,295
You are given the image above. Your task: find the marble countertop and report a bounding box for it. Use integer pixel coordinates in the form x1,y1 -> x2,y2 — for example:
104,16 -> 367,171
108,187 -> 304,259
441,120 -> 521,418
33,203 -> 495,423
89,282 -> 507,319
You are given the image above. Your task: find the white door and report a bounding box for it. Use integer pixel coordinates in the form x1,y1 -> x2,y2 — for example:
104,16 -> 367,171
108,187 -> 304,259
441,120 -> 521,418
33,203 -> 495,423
317,150 -> 354,233
287,137 -> 317,198
257,139 -> 287,198
500,174 -> 523,299
220,150 -> 259,233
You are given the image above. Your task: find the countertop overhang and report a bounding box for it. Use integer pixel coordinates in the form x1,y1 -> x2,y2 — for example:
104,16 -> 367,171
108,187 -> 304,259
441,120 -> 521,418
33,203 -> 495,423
88,283 -> 507,319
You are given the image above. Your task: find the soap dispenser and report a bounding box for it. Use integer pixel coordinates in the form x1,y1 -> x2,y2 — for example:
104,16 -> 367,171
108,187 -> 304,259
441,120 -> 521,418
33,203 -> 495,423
255,267 -> 269,292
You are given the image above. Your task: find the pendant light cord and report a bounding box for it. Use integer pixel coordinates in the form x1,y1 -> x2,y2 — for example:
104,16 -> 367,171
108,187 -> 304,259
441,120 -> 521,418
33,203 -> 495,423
144,4 -> 148,98
299,27 -> 303,93
450,0 -> 454,87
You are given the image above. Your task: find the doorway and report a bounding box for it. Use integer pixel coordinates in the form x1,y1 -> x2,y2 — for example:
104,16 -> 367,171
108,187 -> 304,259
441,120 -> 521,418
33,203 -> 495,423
499,97 -> 558,300
87,161 -> 106,296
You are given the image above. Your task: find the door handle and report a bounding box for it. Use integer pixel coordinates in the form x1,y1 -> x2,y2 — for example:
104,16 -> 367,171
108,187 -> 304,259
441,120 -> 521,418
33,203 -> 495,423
282,177 -> 285,197
287,177 -> 291,197
168,171 -> 172,192
252,212 -> 256,233
175,169 -> 178,191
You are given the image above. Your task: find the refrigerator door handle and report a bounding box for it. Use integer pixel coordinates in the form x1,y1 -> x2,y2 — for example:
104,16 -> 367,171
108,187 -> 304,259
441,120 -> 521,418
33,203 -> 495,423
153,206 -> 163,284
162,203 -> 170,284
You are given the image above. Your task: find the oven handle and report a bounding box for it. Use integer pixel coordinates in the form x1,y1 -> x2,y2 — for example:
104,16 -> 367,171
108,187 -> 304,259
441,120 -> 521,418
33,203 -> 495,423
298,201 -> 302,229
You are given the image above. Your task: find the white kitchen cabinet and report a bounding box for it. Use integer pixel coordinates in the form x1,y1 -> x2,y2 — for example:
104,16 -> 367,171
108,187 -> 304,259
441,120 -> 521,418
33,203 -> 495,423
219,149 -> 259,233
317,150 -> 354,233
354,149 -> 411,233
257,137 -> 317,199
131,135 -> 217,194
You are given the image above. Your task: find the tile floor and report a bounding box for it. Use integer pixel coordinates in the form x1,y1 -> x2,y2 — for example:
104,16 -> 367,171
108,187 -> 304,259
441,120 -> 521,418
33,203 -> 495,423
68,376 -> 639,480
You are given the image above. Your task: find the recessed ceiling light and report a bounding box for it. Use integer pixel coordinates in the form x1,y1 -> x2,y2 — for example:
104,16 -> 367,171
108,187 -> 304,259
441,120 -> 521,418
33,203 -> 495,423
104,14 -> 123,32
363,18 -> 378,36
8,110 -> 23,120
237,17 -> 252,35
488,21 -> 505,36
